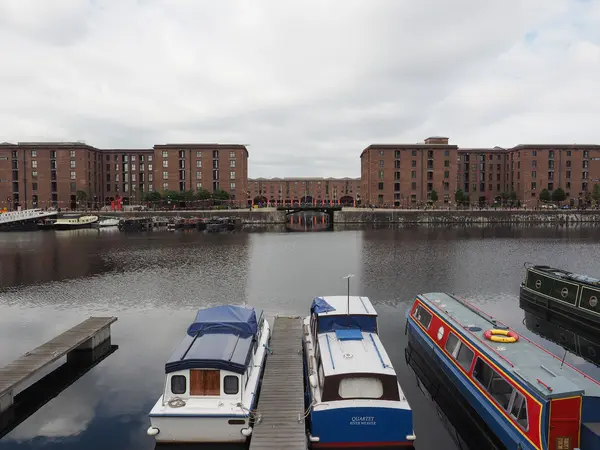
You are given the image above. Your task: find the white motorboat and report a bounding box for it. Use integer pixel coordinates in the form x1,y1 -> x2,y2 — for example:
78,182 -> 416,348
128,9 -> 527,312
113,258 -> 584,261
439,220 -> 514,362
51,215 -> 99,230
147,305 -> 271,443
97,218 -> 120,227
302,295 -> 415,448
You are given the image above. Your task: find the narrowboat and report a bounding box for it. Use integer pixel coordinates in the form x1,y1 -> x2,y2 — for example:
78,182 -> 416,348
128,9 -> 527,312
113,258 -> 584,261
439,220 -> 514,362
520,265 -> 600,332
302,295 -> 415,448
45,214 -> 99,230
147,305 -> 271,443
522,304 -> 600,367
406,292 -> 600,450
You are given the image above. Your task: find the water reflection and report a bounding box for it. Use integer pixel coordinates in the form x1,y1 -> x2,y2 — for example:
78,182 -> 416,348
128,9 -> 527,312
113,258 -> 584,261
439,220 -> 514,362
1,227 -> 600,449
286,212 -> 332,232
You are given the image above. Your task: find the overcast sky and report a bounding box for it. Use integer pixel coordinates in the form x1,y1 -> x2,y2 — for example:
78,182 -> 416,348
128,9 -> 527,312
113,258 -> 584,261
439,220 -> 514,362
1,0 -> 599,177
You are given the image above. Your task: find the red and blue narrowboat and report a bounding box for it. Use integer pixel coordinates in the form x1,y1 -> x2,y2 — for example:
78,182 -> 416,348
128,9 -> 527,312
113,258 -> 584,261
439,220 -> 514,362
405,292 -> 600,450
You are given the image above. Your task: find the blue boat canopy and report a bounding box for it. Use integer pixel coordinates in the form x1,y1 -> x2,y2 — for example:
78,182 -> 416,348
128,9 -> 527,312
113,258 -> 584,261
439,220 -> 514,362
335,329 -> 364,341
311,297 -> 337,314
166,333 -> 253,374
186,305 -> 258,338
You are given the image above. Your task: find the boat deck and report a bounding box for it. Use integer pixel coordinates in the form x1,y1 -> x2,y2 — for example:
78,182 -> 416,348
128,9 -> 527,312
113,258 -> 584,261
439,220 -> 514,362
0,317 -> 117,412
418,293 -> 600,399
249,316 -> 307,450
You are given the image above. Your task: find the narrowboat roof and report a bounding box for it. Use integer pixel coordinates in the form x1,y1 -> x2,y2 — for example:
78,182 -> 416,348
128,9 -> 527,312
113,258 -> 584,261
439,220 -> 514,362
528,265 -> 600,286
414,293 -> 600,400
317,330 -> 396,377
311,296 -> 377,317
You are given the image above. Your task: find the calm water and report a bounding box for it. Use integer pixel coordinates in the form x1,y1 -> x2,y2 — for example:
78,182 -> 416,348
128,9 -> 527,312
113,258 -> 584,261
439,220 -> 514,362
1,225 -> 600,450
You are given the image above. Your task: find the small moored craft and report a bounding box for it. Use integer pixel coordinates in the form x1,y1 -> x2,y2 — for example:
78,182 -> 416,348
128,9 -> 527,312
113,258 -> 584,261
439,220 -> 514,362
96,218 -> 120,228
302,295 -> 415,448
47,215 -> 99,230
406,292 -> 600,450
520,265 -> 600,332
147,305 -> 271,443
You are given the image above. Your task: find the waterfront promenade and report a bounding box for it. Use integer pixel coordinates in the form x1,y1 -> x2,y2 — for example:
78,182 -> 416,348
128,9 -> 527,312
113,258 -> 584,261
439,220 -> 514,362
86,207 -> 600,225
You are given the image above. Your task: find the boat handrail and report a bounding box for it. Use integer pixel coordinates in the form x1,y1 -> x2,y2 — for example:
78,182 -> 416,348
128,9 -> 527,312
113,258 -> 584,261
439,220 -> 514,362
228,334 -> 241,362
326,334 -> 335,369
368,333 -> 390,369
511,327 -> 600,387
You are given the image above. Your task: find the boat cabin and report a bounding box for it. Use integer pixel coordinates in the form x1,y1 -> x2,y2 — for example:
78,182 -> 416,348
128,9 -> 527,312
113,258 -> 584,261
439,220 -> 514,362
162,306 -> 266,405
307,296 -> 400,403
408,293 -> 600,450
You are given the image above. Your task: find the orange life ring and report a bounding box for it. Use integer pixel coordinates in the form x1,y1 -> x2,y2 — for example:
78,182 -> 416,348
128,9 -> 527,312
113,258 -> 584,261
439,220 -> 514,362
484,329 -> 519,343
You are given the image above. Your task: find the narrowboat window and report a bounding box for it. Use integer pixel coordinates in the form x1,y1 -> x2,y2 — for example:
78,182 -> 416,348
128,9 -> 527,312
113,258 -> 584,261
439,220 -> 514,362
445,332 -> 460,356
510,391 -> 529,430
318,362 -> 325,390
456,343 -> 475,372
413,304 -> 433,329
339,377 -> 383,399
473,358 -> 513,410
171,375 -> 186,394
190,369 -> 220,396
224,375 -> 239,395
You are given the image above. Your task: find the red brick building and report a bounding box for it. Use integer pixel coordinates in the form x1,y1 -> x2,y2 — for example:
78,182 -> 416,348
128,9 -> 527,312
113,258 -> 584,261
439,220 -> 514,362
248,177 -> 360,205
360,137 -> 459,207
0,142 -> 249,209
361,138 -> 600,208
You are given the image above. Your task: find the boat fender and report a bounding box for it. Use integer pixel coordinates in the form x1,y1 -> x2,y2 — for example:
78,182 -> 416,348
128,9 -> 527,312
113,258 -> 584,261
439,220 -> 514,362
308,434 -> 320,443
309,374 -> 318,388
484,329 -> 519,343
147,427 -> 160,436
241,427 -> 253,437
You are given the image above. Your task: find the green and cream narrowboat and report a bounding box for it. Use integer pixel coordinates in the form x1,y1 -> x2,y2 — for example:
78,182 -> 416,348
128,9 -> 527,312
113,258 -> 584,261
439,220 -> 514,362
520,265 -> 600,332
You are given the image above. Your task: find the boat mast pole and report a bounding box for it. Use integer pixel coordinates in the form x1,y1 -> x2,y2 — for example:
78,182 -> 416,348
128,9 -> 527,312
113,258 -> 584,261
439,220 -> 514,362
343,274 -> 354,328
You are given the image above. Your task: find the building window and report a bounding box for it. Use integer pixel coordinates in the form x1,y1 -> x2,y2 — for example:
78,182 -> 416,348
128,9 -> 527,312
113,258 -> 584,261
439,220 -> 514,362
70,160 -> 76,168
444,171 -> 449,178
70,150 -> 75,158
196,171 -> 201,179
131,163 -> 136,171
196,160 -> 202,168
163,182 -> 168,190
123,163 -> 129,172
115,173 -> 120,182
148,164 -> 153,171
123,155 -> 129,162
162,160 -> 168,168
230,171 -> 236,180
411,150 -> 417,157
230,160 -> 236,168
140,163 -> 145,171
32,171 -> 37,177
31,160 -> 37,169
196,182 -> 202,190
229,151 -> 236,159
230,182 -> 236,191
378,170 -> 384,179
163,171 -> 168,180
149,173 -> 153,182
115,163 -> 119,171
531,182 -> 536,190
411,171 -> 416,179
132,174 -> 136,182
162,151 -> 168,158
70,171 -> 76,180
532,171 -> 536,178
566,171 -> 571,179
378,160 -> 384,168
378,182 -> 384,190
32,182 -> 38,191
411,182 -> 417,190
70,182 -> 76,192
30,150 -> 37,157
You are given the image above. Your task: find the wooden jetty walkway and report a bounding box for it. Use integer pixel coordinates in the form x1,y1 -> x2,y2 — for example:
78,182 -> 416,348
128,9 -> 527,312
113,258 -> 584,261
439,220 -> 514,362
250,316 -> 307,450
0,317 -> 117,414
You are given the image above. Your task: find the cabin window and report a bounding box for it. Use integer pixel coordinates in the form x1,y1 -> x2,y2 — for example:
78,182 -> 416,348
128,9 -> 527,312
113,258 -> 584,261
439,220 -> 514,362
224,375 -> 239,395
509,391 -> 529,430
190,369 -> 220,396
445,332 -> 475,371
456,343 -> 475,372
473,358 -> 513,410
171,375 -> 186,394
318,362 -> 325,390
413,304 -> 433,329
339,377 -> 384,399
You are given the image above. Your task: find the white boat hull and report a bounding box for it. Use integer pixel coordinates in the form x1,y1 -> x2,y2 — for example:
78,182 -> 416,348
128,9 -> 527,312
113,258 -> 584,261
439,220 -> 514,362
148,414 -> 250,443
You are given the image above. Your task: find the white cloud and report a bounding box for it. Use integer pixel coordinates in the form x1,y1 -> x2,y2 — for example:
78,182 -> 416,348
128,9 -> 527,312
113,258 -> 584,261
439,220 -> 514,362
1,0 -> 599,177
